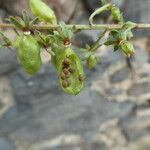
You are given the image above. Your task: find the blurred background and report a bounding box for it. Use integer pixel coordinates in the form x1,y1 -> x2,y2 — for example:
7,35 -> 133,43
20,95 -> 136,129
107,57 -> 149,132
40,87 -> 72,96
0,0 -> 150,150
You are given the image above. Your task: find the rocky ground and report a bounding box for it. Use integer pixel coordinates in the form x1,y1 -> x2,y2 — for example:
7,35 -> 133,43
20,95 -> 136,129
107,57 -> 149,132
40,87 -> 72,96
0,0 -> 150,150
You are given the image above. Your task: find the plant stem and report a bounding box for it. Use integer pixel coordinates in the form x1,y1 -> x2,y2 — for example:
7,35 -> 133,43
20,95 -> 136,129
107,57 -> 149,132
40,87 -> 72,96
90,30 -> 107,51
89,3 -> 112,26
0,23 -> 150,30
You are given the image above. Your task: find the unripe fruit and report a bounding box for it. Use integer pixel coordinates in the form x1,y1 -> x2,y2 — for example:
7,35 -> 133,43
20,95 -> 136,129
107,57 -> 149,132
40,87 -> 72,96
30,0 -> 57,24
120,40 -> 135,57
16,35 -> 42,75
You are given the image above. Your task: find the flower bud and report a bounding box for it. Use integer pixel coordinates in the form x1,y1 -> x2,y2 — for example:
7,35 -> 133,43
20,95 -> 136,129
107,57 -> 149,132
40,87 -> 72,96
111,6 -> 123,22
87,54 -> 98,69
120,40 -> 135,57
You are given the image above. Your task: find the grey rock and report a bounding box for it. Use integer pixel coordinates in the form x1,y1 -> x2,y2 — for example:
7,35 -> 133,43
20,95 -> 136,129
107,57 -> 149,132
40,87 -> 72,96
0,77 -> 15,119
130,136 -> 150,150
110,67 -> 129,84
0,61 -> 135,149
0,48 -> 18,75
0,0 -> 77,22
83,0 -> 125,19
73,31 -> 94,47
83,0 -> 124,12
121,115 -> 150,141
83,0 -> 109,19
0,137 -> 15,150
127,82 -> 150,96
0,8 -> 7,20
122,0 -> 150,36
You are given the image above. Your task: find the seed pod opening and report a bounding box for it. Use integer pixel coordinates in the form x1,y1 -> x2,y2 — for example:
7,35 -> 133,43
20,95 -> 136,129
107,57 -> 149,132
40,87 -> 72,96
52,47 -> 85,95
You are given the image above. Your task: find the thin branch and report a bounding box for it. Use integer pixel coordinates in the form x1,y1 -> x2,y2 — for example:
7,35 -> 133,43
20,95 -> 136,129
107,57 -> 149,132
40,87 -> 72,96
0,23 -> 150,30
89,3 -> 112,26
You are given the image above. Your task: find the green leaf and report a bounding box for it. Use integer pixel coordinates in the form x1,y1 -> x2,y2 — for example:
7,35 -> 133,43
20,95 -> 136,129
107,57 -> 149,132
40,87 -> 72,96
22,10 -> 30,27
122,21 -> 137,30
9,16 -> 24,29
113,45 -> 119,51
111,29 -> 119,36
120,21 -> 136,40
59,21 -> 73,39
0,32 -> 11,46
30,17 -> 39,27
104,40 -> 116,46
101,0 -> 107,6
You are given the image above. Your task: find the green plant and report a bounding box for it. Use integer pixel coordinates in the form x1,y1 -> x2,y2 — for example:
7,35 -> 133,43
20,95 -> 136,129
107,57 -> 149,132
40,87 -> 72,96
0,0 -> 149,95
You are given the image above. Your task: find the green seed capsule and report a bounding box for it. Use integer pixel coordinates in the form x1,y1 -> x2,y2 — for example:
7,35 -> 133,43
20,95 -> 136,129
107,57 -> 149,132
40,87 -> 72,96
52,47 -> 85,95
16,35 -> 42,75
30,0 -> 57,24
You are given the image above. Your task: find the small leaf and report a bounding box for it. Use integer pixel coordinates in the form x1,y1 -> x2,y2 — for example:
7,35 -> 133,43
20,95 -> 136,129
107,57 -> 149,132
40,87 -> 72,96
118,22 -> 136,40
59,21 -> 73,40
110,29 -> 119,36
30,17 -> 39,27
122,21 -> 137,30
113,45 -> 119,51
0,32 -> 11,46
85,44 -> 90,50
104,40 -> 115,46
101,0 -> 107,6
22,10 -> 30,27
127,31 -> 133,39
9,16 -> 24,29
